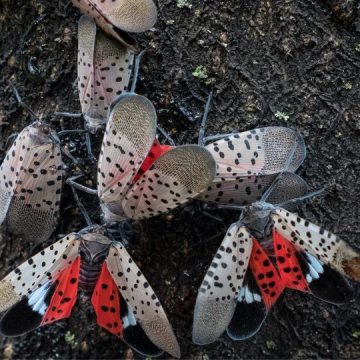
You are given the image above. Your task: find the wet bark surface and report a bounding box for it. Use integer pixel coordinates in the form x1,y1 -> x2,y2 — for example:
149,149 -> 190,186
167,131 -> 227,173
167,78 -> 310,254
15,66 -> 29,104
0,0 -> 360,358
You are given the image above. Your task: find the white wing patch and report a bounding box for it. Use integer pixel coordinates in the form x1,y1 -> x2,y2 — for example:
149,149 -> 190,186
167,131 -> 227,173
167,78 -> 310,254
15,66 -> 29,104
206,127 -> 306,180
106,243 -> 180,358
272,208 -> 360,281
192,223 -> 253,345
122,145 -> 216,220
0,234 -> 80,312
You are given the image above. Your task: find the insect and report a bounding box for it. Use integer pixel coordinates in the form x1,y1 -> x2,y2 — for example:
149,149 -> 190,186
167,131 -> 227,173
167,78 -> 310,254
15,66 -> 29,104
78,16 -> 134,133
0,121 -> 62,243
197,126 -> 307,205
192,176 -> 360,345
0,225 -> 180,357
71,0 -> 157,50
97,93 -> 217,223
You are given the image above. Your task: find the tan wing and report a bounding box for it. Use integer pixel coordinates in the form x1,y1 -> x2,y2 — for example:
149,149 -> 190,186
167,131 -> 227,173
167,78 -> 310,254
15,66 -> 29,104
122,145 -> 216,219
193,223 -> 253,345
272,209 -> 360,281
0,234 -> 80,312
106,243 -> 180,358
97,94 -> 157,222
206,127 -> 306,180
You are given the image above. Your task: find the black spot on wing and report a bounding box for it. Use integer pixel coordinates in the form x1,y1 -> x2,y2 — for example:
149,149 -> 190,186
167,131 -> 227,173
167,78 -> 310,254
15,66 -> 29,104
120,297 -> 163,357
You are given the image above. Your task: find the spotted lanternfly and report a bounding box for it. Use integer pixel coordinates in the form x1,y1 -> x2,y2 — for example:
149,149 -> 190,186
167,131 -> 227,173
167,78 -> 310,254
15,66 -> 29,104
78,16 -> 134,133
192,177 -> 360,345
0,226 -> 181,358
197,127 -> 306,205
97,93 -> 216,222
71,0 -> 157,50
0,122 -> 62,243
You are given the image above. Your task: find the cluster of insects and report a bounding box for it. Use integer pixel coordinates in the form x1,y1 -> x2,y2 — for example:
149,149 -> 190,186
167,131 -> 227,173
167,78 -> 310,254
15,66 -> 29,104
0,0 -> 359,358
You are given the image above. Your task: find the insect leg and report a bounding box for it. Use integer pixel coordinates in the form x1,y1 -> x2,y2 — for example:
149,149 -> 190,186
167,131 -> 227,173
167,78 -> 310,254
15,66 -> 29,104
65,175 -> 97,195
130,50 -> 146,94
53,112 -> 83,118
157,125 -> 176,146
12,86 -> 40,121
202,133 -> 236,143
85,131 -> 97,163
275,188 -> 326,208
198,91 -> 213,146
68,185 -> 93,227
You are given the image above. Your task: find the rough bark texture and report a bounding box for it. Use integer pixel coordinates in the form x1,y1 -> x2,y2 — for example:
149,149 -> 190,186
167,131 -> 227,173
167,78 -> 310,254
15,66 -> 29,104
0,0 -> 360,358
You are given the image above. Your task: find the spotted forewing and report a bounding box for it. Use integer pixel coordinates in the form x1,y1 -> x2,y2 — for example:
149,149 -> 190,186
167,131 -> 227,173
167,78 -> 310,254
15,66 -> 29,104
0,122 -> 62,243
0,229 -> 180,358
122,145 -> 217,220
272,208 -> 360,281
98,94 -> 216,222
205,127 -> 306,180
97,93 -> 157,222
78,16 -> 134,133
193,223 -> 253,345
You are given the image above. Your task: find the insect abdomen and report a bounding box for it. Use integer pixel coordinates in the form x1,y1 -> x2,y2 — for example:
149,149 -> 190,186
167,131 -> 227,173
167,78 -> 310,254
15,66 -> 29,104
79,261 -> 103,294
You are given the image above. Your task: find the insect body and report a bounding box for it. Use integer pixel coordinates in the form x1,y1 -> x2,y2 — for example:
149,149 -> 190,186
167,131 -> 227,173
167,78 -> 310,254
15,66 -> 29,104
0,122 -> 62,243
0,226 -> 180,358
71,0 -> 157,49
78,16 -> 134,133
193,195 -> 360,345
97,93 -> 217,222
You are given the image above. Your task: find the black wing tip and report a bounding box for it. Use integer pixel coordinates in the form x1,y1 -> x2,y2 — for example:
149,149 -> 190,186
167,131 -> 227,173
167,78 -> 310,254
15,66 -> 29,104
226,301 -> 267,341
0,298 -> 43,337
310,265 -> 354,305
123,326 -> 163,357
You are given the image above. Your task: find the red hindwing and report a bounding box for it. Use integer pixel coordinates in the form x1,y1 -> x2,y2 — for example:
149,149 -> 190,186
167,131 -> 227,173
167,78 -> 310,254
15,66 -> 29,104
134,139 -> 172,182
42,256 -> 80,325
91,262 -> 123,338
273,230 -> 309,292
249,239 -> 285,309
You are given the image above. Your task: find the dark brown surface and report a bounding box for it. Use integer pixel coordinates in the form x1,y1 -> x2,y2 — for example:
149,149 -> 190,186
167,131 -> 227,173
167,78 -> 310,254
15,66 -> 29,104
0,0 -> 360,358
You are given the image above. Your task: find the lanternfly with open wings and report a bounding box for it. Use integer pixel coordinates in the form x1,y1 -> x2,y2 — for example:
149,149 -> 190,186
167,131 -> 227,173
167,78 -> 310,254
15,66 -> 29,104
193,188 -> 360,344
0,227 -> 181,358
